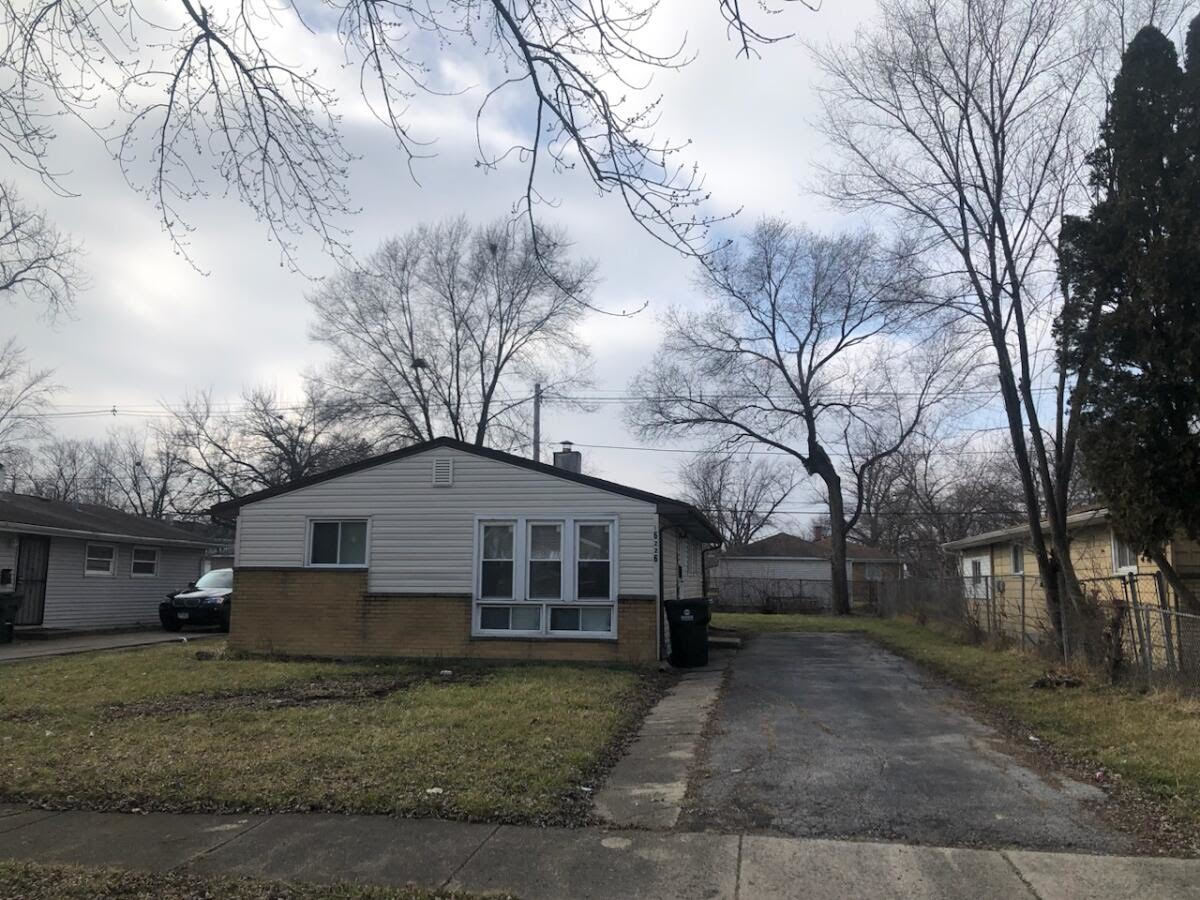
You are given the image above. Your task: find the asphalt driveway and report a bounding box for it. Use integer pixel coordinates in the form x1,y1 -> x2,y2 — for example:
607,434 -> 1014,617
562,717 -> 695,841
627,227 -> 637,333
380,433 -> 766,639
680,632 -> 1132,852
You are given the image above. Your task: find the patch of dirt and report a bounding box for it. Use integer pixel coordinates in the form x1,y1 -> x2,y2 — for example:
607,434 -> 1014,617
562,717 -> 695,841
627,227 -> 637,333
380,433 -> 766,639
101,669 -> 488,720
676,656 -> 735,830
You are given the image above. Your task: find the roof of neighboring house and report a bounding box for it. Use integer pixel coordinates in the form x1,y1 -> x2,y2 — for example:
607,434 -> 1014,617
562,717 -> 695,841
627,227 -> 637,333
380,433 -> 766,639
0,493 -> 217,548
722,532 -> 899,563
210,436 -> 723,544
941,507 -> 1109,552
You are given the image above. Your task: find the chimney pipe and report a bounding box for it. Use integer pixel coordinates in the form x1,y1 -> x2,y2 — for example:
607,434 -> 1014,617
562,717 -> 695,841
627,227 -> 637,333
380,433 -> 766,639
552,441 -> 582,474
812,523 -> 825,542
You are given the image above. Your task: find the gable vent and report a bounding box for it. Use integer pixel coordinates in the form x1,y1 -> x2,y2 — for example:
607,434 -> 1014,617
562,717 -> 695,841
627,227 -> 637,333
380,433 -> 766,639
432,457 -> 454,487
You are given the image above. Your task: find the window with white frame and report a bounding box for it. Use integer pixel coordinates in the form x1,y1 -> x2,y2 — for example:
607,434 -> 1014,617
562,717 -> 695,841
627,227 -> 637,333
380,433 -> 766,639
84,543 -> 115,576
1112,532 -> 1139,573
1010,544 -> 1024,574
475,516 -> 616,638
308,520 -> 368,567
131,547 -> 159,577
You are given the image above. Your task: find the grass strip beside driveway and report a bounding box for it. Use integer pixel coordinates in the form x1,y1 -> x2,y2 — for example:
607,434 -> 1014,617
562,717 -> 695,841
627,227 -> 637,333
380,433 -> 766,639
0,642 -> 655,824
714,612 -> 1200,840
0,860 -> 511,900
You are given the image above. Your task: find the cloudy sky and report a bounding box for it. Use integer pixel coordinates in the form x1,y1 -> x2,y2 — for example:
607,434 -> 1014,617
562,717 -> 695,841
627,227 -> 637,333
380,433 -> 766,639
7,0 -> 882,523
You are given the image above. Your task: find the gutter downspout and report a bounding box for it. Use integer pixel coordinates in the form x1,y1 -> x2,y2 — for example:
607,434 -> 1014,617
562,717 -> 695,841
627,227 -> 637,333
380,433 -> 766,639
658,523 -> 671,662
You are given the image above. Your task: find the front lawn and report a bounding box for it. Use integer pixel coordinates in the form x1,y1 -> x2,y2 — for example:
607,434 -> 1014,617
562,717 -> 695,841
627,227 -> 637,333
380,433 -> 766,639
0,860 -> 510,900
715,612 -> 1200,836
0,643 -> 654,823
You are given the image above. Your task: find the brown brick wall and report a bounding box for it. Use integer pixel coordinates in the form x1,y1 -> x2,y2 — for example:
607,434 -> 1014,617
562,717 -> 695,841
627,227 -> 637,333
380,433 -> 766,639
229,568 -> 659,664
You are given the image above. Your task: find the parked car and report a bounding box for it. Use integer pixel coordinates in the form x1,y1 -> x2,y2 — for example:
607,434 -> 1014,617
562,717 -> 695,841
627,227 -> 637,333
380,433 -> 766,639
160,568 -> 233,632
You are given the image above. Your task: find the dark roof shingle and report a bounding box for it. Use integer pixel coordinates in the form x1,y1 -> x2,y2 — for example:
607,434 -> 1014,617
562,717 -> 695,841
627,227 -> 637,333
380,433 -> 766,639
0,493 -> 214,546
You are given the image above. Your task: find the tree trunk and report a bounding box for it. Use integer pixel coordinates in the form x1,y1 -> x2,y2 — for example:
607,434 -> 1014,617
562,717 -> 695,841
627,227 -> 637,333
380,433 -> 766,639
1146,545 -> 1199,614
825,473 -> 852,616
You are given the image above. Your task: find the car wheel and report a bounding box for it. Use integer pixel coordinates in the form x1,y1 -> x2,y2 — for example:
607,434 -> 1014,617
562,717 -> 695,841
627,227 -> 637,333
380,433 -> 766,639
161,616 -> 183,633
219,608 -> 231,633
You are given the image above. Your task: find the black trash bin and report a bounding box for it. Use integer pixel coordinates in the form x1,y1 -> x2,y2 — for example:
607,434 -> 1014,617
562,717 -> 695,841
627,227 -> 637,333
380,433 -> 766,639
0,593 -> 19,644
665,597 -> 711,668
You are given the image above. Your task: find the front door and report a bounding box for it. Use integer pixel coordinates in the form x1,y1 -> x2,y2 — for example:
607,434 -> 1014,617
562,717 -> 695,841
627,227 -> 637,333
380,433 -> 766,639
14,535 -> 50,626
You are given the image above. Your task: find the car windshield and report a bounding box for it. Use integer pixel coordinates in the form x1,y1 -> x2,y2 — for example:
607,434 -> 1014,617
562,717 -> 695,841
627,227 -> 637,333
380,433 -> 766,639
194,569 -> 233,590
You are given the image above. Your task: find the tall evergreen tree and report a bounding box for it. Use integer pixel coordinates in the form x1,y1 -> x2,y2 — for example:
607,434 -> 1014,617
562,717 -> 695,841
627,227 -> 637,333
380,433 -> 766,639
1059,19 -> 1200,611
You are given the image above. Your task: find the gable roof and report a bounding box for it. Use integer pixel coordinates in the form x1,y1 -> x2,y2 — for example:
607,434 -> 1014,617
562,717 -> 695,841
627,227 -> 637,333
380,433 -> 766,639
724,532 -> 898,563
210,436 -> 723,544
0,493 -> 215,548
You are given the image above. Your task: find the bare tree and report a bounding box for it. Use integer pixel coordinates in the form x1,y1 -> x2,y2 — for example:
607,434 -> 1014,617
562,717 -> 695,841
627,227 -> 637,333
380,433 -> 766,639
309,218 -> 594,452
92,427 -> 201,519
0,183 -> 82,314
169,383 -> 370,504
678,451 -> 797,548
0,339 -> 57,482
0,2 -> 814,267
810,0 -> 1183,629
26,437 -> 114,504
628,219 -> 967,614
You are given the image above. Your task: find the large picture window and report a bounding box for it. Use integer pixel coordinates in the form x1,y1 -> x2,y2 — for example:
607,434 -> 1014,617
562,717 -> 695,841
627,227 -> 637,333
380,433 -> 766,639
308,520 -> 368,567
474,516 -> 617,639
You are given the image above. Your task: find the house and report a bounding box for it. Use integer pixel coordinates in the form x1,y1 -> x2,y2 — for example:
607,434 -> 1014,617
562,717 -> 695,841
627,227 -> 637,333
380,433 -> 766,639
211,438 -> 723,664
942,507 -> 1200,640
711,532 -> 902,610
0,493 -> 213,630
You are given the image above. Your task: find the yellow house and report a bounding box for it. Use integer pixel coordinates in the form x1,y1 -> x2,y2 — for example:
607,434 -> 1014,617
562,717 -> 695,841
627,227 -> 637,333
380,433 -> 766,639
943,507 -> 1200,650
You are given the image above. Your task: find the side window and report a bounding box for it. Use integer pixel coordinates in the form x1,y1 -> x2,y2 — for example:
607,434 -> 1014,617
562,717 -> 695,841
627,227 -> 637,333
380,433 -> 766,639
308,520 -> 368,567
1112,533 -> 1138,572
84,543 -> 115,576
1010,544 -> 1024,574
970,560 -> 982,584
131,547 -> 159,577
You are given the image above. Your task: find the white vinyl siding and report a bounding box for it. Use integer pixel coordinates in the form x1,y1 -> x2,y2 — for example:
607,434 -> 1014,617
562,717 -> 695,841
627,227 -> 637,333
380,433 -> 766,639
662,529 -> 708,600
234,447 -> 660,596
41,537 -> 204,629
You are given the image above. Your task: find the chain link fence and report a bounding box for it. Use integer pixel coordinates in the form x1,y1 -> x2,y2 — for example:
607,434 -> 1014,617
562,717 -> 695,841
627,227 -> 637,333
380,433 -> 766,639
876,573 -> 1200,690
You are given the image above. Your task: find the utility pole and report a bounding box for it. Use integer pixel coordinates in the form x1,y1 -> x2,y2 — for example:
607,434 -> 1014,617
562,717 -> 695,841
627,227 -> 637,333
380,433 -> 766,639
532,383 -> 542,462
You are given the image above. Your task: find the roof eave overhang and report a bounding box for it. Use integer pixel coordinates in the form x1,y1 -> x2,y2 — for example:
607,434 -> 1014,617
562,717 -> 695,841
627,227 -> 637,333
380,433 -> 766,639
656,503 -> 723,545
941,509 -> 1109,552
0,521 -> 213,549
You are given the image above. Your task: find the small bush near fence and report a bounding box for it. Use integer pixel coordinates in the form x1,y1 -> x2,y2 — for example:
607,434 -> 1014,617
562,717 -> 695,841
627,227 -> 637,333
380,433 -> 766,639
876,574 -> 1200,691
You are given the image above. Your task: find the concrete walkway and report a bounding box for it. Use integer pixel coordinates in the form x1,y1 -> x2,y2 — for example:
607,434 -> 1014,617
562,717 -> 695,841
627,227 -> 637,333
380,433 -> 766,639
1,805 -> 1196,899
593,650 -> 728,828
0,629 -> 219,662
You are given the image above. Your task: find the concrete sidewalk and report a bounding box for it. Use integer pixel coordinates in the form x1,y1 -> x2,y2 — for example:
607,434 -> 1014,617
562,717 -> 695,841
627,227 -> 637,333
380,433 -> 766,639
1,805 -> 1196,899
0,629 -> 219,663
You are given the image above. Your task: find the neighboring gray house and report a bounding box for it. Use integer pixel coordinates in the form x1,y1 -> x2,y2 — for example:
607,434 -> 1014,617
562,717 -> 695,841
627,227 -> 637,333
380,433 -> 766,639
212,438 -> 722,664
0,493 -> 212,630
712,532 -> 902,610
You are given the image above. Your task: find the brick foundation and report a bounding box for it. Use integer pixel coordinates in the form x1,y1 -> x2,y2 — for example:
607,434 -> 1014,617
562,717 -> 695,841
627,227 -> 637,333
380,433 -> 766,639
228,568 -> 658,664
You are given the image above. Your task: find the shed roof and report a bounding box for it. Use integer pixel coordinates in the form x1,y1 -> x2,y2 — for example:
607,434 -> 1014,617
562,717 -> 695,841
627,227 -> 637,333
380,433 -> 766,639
210,436 -> 723,545
941,507 -> 1109,551
0,493 -> 215,548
